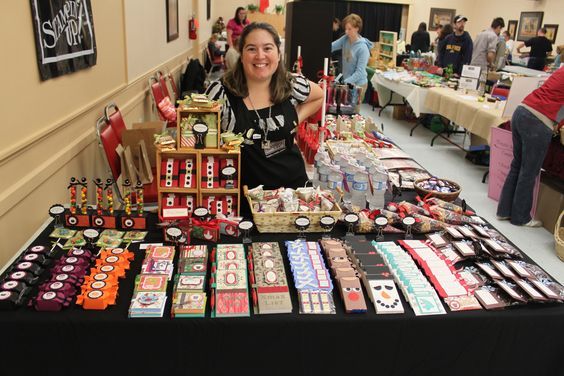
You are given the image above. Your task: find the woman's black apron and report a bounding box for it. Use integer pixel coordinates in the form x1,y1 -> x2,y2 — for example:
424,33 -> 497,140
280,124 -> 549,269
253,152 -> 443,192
223,88 -> 308,191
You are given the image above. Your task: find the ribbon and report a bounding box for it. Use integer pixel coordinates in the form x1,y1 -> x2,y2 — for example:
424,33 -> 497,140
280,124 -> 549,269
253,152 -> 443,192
191,217 -> 219,229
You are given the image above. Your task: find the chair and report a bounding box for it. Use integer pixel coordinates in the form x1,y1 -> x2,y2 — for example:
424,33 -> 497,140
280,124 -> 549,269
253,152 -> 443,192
167,71 -> 179,100
104,103 -> 126,143
148,76 -> 176,128
205,47 -> 223,76
491,85 -> 510,100
96,116 -> 124,203
156,70 -> 171,100
96,117 -> 159,204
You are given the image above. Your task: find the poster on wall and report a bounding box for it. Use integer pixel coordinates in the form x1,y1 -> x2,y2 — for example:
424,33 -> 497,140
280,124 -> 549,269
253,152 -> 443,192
30,0 -> 97,81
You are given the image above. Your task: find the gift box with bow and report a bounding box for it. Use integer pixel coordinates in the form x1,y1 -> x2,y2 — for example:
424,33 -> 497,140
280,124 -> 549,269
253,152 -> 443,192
191,218 -> 220,242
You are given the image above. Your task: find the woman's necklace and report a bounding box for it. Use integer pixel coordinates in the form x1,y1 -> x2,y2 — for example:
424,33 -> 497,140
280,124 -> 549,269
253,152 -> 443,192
247,95 -> 272,149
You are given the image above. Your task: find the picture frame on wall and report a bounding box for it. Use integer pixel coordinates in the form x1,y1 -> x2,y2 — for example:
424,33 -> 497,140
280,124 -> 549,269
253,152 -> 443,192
516,12 -> 543,42
507,20 -> 518,40
428,8 -> 456,31
544,24 -> 559,44
166,0 -> 179,42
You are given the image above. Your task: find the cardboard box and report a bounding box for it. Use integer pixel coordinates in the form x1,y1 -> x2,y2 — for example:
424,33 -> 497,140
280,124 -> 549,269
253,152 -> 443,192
123,121 -> 165,168
536,181 -> 564,233
392,105 -> 406,120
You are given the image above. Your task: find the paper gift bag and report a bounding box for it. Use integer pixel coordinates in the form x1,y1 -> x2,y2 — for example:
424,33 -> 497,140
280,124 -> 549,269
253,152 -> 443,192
137,139 -> 153,184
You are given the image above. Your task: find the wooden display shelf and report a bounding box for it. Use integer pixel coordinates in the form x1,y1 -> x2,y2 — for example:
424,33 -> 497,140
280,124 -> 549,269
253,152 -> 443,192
376,31 -> 397,68
159,187 -> 198,193
156,147 -> 241,219
200,188 -> 239,194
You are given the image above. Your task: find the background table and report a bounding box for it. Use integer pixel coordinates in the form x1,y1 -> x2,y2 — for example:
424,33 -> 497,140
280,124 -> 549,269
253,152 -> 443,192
1,206 -> 563,375
371,73 -> 436,117
424,87 -> 509,144
502,65 -> 550,77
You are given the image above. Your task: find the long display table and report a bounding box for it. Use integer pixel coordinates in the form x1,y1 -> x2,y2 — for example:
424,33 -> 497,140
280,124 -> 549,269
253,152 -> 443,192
1,206 -> 563,375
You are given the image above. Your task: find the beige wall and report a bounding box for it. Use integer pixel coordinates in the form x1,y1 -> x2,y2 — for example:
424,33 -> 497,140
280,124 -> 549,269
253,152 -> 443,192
212,0 -> 288,24
125,0 -> 197,81
0,0 -> 201,270
403,0 -> 563,54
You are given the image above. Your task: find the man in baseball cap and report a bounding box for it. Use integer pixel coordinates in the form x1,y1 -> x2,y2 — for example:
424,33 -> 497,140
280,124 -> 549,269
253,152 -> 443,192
437,15 -> 473,75
454,15 -> 468,24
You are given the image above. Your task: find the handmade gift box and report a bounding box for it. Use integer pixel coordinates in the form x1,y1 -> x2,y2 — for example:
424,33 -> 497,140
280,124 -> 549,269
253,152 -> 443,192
201,195 -> 237,217
217,217 -> 241,237
191,218 -> 220,242
219,158 -> 238,189
201,156 -> 220,189
160,158 -> 179,188
178,157 -> 196,188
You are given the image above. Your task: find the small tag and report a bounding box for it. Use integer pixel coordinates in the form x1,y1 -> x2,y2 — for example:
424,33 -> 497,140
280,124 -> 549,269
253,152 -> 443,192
252,133 -> 262,140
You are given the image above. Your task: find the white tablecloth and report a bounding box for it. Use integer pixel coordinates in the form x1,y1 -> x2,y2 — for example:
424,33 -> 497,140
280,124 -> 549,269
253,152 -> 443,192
371,74 -> 435,117
502,65 -> 550,77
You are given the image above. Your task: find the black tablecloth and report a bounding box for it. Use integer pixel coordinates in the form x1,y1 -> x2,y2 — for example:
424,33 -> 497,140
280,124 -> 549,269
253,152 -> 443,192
1,210 -> 564,376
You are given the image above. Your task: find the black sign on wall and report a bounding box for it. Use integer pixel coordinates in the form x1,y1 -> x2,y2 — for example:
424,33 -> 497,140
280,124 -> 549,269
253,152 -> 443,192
30,0 -> 97,81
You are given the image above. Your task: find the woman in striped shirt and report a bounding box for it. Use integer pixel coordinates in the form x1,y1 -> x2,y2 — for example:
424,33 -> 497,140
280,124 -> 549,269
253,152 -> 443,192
206,22 -> 323,194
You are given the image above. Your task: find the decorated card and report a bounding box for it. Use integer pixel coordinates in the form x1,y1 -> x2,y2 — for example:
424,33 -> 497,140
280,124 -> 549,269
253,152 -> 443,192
49,227 -> 76,239
96,235 -> 123,248
123,231 -> 148,241
369,279 -> 404,314
100,229 -> 125,239
215,291 -> 250,317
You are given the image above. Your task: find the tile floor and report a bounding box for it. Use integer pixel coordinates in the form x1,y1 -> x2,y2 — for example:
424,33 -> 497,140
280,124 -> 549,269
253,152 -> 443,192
358,103 -> 564,284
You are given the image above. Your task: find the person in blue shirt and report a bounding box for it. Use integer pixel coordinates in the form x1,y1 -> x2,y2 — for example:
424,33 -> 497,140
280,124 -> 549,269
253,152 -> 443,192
331,13 -> 373,109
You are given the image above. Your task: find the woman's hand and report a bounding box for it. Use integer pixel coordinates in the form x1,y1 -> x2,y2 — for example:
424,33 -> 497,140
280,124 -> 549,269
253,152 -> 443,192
296,80 -> 324,123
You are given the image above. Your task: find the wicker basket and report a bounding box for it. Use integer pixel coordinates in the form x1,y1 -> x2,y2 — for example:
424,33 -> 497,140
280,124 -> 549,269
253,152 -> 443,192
244,186 -> 342,233
413,178 -> 461,202
555,210 -> 564,262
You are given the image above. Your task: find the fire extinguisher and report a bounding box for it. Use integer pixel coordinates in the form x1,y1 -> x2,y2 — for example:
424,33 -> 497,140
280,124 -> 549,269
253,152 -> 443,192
189,16 -> 198,40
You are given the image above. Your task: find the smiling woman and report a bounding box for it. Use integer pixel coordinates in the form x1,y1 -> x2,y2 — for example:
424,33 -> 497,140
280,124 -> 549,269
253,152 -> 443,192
206,22 -> 323,203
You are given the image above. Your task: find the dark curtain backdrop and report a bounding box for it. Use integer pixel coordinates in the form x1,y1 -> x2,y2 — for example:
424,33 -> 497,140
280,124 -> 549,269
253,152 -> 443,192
334,1 -> 402,41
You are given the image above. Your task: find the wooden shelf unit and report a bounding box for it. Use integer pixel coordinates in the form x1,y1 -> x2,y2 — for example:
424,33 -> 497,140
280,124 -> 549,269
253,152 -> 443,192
376,30 -> 398,68
156,148 -> 241,219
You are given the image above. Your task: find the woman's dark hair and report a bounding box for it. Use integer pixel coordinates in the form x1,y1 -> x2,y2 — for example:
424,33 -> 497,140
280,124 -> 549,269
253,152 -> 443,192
418,22 -> 427,32
234,7 -> 247,26
439,24 -> 454,40
223,22 -> 294,104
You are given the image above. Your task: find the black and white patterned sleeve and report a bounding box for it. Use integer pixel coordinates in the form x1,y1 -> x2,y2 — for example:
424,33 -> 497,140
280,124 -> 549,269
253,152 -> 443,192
205,80 -> 236,132
289,74 -> 311,107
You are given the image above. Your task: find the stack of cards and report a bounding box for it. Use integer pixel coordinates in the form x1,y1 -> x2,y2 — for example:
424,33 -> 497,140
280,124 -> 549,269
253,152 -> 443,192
319,239 -> 367,314
211,244 -> 250,318
372,241 -> 446,316
129,274 -> 169,317
472,259 -> 564,308
249,242 -> 292,314
345,237 -> 404,314
399,240 -> 481,312
171,245 -> 208,318
129,245 -> 175,318
285,240 -> 335,314
140,245 -> 175,280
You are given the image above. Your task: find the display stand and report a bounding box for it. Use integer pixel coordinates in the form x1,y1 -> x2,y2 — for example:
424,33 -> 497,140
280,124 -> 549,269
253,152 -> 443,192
376,31 -> 397,69
156,102 -> 242,221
